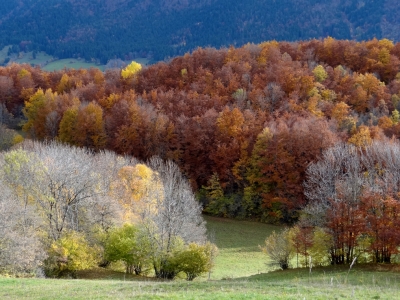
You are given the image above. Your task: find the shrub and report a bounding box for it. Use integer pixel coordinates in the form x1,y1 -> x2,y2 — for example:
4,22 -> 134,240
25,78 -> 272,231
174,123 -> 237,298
260,229 -> 292,270
45,231 -> 99,278
176,242 -> 218,281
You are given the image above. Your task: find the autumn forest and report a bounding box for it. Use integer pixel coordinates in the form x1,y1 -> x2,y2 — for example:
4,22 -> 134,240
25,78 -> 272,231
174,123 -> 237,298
2,38 -> 399,216
2,38 -> 400,273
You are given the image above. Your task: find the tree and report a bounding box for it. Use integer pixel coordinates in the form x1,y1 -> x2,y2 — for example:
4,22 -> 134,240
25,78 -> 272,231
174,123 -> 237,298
303,143 -> 365,227
313,65 -> 328,82
0,124 -> 18,151
74,102 -> 107,150
288,225 -> 313,267
308,227 -> 332,266
254,115 -> 338,223
2,141 -> 119,241
303,140 -> 400,264
203,173 -> 229,216
260,229 -> 292,270
46,231 -> 99,277
175,242 -> 218,281
111,163 -> 157,222
104,224 -> 151,275
58,106 -> 79,145
22,88 -> 56,139
361,193 -> 400,263
121,61 -> 142,79
348,126 -> 372,147
0,178 -> 46,276
139,157 -> 207,278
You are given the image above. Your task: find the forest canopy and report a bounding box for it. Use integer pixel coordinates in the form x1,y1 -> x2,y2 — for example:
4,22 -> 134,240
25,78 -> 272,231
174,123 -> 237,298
1,38 -> 400,223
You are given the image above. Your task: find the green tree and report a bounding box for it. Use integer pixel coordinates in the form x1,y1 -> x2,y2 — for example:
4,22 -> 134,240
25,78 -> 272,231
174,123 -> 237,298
176,242 -> 218,281
104,224 -> 151,275
203,173 -> 228,216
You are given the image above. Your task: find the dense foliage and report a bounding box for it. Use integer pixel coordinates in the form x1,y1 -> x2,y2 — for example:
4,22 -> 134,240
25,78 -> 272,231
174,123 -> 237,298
0,1 -> 399,62
263,140 -> 400,267
1,38 -> 400,223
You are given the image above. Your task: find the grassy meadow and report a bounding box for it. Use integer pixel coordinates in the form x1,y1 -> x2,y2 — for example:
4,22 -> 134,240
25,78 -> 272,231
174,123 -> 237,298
1,216 -> 400,299
1,264 -> 400,299
204,215 -> 281,279
0,46 -> 148,71
41,59 -> 105,72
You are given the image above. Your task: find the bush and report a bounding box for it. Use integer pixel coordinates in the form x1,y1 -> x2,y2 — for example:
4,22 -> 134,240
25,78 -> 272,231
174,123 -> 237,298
260,229 -> 292,270
45,231 -> 99,278
104,224 -> 151,275
176,242 -> 218,281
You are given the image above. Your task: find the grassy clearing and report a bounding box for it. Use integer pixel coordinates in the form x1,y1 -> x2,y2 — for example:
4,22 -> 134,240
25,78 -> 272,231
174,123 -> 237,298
1,265 -> 400,299
13,51 -> 54,66
42,59 -> 105,71
0,46 -> 151,71
0,46 -> 106,71
0,46 -> 10,64
204,215 -> 281,279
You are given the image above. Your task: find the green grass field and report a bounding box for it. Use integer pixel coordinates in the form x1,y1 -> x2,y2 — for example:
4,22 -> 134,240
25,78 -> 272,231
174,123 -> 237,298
0,46 -> 10,64
204,215 -> 282,279
41,59 -> 105,71
1,265 -> 400,299
0,46 -> 151,71
1,216 -> 400,299
12,51 -> 54,66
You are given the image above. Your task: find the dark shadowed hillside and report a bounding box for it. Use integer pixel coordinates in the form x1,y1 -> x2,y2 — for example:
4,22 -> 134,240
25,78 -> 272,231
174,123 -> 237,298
1,0 -> 400,62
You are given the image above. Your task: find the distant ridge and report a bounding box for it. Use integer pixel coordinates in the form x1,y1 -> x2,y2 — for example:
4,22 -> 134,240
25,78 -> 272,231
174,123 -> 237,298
1,0 -> 399,62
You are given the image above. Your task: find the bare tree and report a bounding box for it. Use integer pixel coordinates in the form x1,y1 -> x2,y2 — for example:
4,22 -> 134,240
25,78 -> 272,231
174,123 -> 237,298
303,140 -> 400,264
303,143 -> 365,226
260,229 -> 292,270
0,170 -> 46,276
139,157 -> 207,278
264,82 -> 284,112
304,141 -> 400,225
3,141 -> 124,241
82,150 -> 129,233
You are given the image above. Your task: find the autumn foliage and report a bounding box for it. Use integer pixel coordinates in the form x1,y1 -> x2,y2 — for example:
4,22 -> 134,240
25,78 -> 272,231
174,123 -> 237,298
2,38 -> 400,223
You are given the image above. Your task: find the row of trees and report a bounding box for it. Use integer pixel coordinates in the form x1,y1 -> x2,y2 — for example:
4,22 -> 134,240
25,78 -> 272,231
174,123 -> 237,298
262,140 -> 400,268
0,141 -> 215,279
1,38 -> 400,222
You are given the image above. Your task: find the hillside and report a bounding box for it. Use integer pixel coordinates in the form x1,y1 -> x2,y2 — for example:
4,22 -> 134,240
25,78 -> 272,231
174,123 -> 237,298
1,0 -> 400,62
1,38 -> 400,223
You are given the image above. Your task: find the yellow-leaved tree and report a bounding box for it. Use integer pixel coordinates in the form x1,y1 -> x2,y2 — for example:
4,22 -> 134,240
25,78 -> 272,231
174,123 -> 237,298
121,61 -> 142,79
112,164 -> 162,222
348,125 -> 372,147
47,231 -> 100,277
23,88 -> 59,139
312,65 -> 328,82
